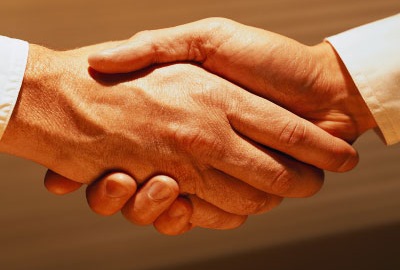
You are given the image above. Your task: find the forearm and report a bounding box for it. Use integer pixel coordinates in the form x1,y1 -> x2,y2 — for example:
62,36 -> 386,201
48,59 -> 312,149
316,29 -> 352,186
0,45 -> 66,169
0,40 -> 61,172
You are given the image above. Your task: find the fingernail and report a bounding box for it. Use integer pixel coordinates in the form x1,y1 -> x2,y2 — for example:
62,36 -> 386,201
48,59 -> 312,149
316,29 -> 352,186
105,179 -> 129,198
148,181 -> 171,201
168,203 -> 187,218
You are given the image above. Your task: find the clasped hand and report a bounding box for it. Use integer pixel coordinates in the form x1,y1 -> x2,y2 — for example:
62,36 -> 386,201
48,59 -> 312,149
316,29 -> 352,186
12,18 -> 373,235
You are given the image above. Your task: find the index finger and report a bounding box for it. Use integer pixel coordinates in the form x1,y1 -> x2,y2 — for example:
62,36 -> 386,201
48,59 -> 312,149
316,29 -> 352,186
227,88 -> 359,172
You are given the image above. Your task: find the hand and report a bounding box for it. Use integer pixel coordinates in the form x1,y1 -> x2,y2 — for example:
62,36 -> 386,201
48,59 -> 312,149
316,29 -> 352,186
89,17 -> 377,142
77,18 -> 372,233
0,42 -> 352,218
45,170 -> 248,235
44,170 -> 197,235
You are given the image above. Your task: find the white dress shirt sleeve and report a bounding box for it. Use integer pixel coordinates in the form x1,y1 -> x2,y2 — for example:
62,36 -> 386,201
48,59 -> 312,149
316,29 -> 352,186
326,14 -> 400,145
0,36 -> 29,140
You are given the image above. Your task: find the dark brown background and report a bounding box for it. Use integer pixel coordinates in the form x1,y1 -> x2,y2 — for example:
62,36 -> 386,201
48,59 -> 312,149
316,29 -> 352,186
0,0 -> 399,269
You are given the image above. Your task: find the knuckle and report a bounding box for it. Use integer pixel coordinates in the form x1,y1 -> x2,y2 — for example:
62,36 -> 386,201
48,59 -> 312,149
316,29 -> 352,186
187,34 -> 206,62
236,192 -> 283,215
199,79 -> 227,105
172,125 -> 225,160
252,193 -> 283,215
212,183 -> 280,216
174,127 -> 205,151
131,30 -> 153,44
269,165 -> 325,198
237,197 -> 268,215
252,194 -> 283,214
196,17 -> 237,61
270,167 -> 295,195
279,120 -> 307,148
183,17 -> 235,62
131,30 -> 159,61
194,80 -> 234,118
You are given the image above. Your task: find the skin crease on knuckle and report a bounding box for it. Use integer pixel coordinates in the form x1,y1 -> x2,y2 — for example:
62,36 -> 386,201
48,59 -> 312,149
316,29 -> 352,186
269,167 -> 295,196
192,18 -> 238,63
139,65 -> 240,197
171,124 -> 224,162
237,194 -> 277,215
268,162 -> 324,198
278,119 -> 307,149
166,72 -> 233,160
277,115 -> 356,172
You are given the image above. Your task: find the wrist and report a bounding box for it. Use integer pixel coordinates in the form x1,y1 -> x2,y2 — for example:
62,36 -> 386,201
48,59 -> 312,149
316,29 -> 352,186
311,41 -> 377,142
0,43 -> 131,183
0,44 -> 63,166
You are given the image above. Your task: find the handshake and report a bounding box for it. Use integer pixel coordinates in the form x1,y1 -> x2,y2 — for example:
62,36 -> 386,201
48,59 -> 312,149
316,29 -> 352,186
0,18 -> 379,235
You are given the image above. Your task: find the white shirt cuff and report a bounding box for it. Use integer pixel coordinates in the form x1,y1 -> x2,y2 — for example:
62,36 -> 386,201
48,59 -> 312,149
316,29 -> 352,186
326,14 -> 400,145
0,36 -> 29,140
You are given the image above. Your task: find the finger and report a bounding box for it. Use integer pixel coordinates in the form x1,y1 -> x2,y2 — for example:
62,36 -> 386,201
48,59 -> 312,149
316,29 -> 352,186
121,175 -> 179,225
214,130 -> 326,198
204,109 -> 326,198
86,172 -> 137,216
87,18 -> 294,92
88,20 -> 212,73
228,89 -> 359,172
87,18 -> 247,74
189,195 -> 248,230
153,197 -> 194,236
44,169 -> 83,195
194,169 -> 282,215
154,195 -> 249,235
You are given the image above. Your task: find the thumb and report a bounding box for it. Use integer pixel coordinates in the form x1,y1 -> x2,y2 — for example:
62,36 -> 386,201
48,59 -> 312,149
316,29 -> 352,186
87,18 -> 236,74
88,38 -> 157,73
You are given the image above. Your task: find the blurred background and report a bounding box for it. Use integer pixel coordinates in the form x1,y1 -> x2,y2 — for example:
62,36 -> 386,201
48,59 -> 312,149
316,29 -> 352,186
0,0 -> 399,269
